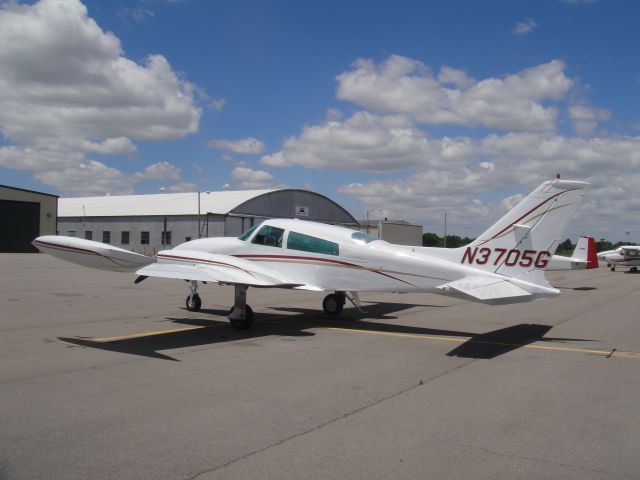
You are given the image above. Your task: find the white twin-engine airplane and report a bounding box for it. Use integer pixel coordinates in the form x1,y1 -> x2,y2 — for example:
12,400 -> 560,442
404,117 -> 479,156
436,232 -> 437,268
33,179 -> 589,330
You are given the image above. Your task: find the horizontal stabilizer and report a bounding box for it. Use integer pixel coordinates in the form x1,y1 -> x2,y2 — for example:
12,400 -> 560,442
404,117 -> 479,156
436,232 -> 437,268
33,236 -> 152,272
437,276 -> 531,302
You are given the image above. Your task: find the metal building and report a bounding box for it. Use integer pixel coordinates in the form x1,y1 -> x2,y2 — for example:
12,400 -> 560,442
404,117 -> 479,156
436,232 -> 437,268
0,185 -> 58,252
58,189 -> 358,255
357,219 -> 423,246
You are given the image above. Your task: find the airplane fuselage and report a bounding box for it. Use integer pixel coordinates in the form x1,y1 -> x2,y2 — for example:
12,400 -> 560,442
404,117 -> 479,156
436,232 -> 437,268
168,218 -> 556,298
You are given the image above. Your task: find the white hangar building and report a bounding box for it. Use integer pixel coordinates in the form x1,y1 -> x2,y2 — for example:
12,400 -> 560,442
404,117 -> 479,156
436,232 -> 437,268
58,189 -> 358,255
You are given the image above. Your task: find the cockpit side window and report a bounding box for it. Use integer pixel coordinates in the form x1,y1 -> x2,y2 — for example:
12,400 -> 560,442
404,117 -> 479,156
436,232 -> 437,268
251,225 -> 285,247
238,225 -> 259,241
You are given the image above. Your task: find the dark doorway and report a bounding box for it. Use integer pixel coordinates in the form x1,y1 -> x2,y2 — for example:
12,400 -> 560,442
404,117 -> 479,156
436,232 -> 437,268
0,200 -> 40,252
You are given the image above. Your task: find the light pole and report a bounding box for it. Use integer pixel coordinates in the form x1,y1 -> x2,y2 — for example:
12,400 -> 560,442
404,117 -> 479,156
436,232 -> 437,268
365,208 -> 384,238
198,191 -> 210,238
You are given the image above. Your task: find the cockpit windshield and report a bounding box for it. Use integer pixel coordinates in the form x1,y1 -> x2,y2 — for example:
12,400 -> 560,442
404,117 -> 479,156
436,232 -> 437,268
238,224 -> 259,241
351,231 -> 377,244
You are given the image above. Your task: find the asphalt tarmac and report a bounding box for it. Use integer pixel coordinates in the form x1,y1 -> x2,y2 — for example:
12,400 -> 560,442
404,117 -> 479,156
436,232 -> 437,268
1,253 -> 639,480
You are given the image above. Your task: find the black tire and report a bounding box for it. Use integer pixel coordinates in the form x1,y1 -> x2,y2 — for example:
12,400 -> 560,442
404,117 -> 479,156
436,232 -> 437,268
611,266 -> 616,272
631,266 -> 638,273
229,305 -> 254,330
322,293 -> 345,316
186,294 -> 202,312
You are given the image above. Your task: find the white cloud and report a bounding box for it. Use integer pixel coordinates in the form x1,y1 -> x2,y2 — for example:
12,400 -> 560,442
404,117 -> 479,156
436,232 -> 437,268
117,6 -> 155,24
80,137 -> 137,155
336,55 -> 572,132
33,159 -> 186,196
231,166 -> 274,189
208,137 -> 266,154
0,0 -> 203,195
163,181 -> 198,193
36,160 -> 136,196
568,105 -> 611,135
513,19 -> 538,35
437,66 -> 475,89
337,132 -> 640,238
133,161 -> 182,181
261,111 -> 475,171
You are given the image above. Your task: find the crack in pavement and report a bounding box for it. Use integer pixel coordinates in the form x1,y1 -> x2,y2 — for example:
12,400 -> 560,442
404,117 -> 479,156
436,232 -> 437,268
184,358 -> 477,480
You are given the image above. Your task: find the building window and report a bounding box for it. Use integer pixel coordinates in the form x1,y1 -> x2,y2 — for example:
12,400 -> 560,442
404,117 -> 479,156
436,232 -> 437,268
161,231 -> 172,245
102,231 -> 111,244
141,231 -> 149,245
121,231 -> 130,245
85,231 -> 93,240
68,230 -> 76,237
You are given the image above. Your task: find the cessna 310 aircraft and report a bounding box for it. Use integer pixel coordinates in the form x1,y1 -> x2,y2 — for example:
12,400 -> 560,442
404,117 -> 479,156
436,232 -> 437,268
598,245 -> 640,272
33,178 -> 589,329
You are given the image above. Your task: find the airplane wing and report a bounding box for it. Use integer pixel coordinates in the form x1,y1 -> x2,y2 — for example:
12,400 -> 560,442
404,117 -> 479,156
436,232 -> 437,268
136,250 -> 305,288
436,276 -> 532,302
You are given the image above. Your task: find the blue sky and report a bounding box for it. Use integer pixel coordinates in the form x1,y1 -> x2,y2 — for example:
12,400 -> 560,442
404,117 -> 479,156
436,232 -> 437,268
1,0 -> 639,240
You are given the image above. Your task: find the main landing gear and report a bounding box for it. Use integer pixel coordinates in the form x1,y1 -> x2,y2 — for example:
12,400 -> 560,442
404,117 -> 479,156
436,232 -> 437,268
185,283 -> 362,330
227,285 -> 254,330
185,281 -> 254,330
322,291 -> 364,316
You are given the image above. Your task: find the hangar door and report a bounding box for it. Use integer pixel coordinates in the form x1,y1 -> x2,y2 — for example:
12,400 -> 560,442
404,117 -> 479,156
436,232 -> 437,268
0,200 -> 40,252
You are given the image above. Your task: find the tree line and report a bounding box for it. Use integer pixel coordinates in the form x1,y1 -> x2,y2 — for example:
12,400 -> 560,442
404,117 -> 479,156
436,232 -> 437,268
422,233 -> 637,255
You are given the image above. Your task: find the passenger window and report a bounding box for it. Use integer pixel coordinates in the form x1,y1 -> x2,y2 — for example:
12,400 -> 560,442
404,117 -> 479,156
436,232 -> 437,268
251,225 -> 284,248
287,231 -> 339,256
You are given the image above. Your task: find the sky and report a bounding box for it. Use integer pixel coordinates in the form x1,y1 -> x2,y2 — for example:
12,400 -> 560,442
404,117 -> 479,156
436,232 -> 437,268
1,0 -> 639,241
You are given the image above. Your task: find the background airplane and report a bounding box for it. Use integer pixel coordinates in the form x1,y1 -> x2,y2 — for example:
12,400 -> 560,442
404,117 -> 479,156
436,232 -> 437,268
33,179 -> 589,329
598,246 -> 640,272
546,236 -> 598,271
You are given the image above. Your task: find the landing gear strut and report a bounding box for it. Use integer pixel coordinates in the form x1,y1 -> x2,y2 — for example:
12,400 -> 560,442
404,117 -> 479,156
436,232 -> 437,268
186,281 -> 202,311
228,285 -> 254,329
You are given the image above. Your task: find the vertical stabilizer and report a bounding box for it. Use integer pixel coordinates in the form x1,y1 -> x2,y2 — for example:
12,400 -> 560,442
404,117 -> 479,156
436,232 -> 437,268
456,179 -> 589,278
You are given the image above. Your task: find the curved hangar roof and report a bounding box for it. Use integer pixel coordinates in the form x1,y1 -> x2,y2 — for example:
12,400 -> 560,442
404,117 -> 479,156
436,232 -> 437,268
58,189 -> 357,225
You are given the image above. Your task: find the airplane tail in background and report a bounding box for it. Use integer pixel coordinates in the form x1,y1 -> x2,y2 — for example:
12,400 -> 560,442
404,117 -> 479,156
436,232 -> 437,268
584,236 -> 599,269
454,179 -> 590,278
545,235 -> 599,271
570,235 -> 599,269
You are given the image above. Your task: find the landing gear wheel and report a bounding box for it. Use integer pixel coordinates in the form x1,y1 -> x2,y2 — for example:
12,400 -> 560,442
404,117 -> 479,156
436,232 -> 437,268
229,305 -> 254,330
322,293 -> 345,316
186,294 -> 202,312
631,266 -> 638,273
611,266 -> 616,272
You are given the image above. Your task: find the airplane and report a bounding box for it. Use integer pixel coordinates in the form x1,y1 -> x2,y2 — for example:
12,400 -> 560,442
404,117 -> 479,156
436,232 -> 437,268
33,178 -> 589,330
546,235 -> 598,271
598,246 -> 640,272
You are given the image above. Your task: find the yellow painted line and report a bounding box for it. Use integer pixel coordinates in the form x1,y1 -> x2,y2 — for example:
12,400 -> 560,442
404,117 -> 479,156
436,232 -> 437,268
91,324 -> 225,343
328,327 -> 640,359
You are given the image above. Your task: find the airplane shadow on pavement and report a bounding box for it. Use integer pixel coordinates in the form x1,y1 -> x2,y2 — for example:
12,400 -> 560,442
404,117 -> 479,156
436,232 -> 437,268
58,301 -> 592,361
